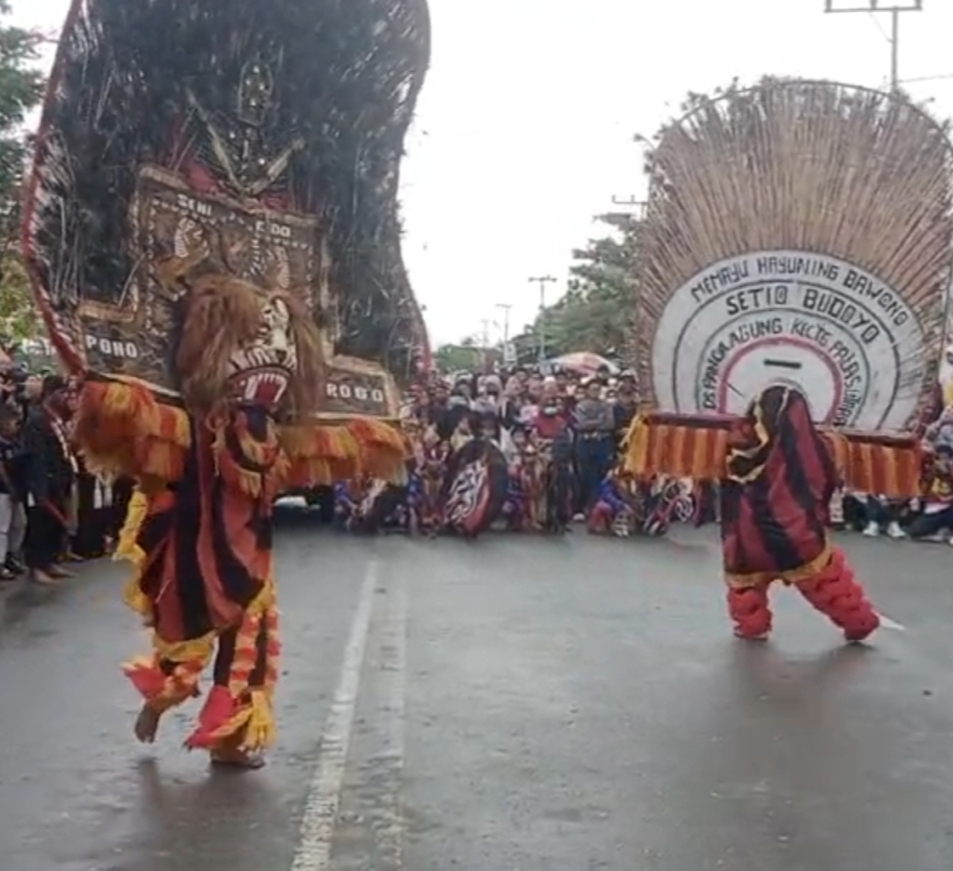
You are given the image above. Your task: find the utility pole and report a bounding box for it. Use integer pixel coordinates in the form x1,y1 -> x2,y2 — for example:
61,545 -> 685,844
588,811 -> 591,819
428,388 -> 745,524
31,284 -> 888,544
824,0 -> 923,92
528,275 -> 557,363
495,303 -> 513,366
479,317 -> 492,372
495,303 -> 512,345
608,196 -> 648,223
611,195 -> 647,211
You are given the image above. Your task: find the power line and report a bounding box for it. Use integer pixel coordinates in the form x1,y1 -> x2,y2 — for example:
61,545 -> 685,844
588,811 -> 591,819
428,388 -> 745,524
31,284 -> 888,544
899,72 -> 953,83
824,1 -> 924,92
867,10 -> 892,42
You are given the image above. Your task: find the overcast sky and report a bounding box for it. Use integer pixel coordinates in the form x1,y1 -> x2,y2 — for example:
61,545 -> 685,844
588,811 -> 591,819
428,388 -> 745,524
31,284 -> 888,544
14,0 -> 953,346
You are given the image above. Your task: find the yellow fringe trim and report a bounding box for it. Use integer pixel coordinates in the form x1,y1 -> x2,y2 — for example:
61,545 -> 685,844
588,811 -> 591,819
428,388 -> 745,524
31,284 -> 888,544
247,575 -> 276,617
154,632 -> 217,665
76,379 -> 191,482
79,377 -> 407,490
726,392 -> 780,484
205,689 -> 277,752
116,488 -> 152,618
725,540 -> 833,590
241,690 -> 277,751
621,412 -> 650,477
227,609 -> 262,699
123,576 -> 152,620
115,488 -> 148,565
236,424 -> 276,468
208,412 -> 290,500
280,417 -> 407,488
131,579 -> 274,654
121,652 -> 209,712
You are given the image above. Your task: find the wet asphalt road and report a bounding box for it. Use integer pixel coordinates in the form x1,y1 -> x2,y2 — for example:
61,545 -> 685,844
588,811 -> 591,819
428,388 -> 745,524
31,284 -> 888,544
1,507 -> 953,871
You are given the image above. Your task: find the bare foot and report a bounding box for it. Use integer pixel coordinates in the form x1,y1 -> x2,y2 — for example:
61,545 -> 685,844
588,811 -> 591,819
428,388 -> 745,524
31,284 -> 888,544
134,704 -> 162,743
47,565 -> 75,579
32,570 -> 60,586
210,747 -> 266,769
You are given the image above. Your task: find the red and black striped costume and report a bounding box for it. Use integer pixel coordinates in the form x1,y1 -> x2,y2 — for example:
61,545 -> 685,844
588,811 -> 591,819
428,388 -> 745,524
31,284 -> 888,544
722,386 -> 879,641
122,406 -> 284,754
625,385 -> 883,641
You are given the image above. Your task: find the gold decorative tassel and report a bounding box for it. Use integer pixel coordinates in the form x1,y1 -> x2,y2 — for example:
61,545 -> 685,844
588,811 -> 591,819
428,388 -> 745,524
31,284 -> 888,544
75,378 -> 191,482
115,488 -> 148,564
240,690 -> 277,752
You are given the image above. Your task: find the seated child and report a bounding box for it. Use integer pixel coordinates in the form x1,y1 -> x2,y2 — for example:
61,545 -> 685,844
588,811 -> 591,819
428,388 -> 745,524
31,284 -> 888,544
588,469 -> 637,537
909,444 -> 953,542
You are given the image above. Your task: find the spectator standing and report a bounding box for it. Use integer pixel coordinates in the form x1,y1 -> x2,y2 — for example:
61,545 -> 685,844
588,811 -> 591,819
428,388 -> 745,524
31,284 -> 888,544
498,376 -> 524,433
574,378 -> 615,515
19,373 -> 42,418
0,361 -> 16,410
533,386 -> 569,441
472,381 -> 501,442
427,381 -> 451,432
22,375 -> 77,585
0,406 -> 21,580
613,370 -> 640,451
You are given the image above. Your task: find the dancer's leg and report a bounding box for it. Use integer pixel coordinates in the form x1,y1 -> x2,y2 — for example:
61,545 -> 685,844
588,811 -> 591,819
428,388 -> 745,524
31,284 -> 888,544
727,583 -> 772,640
795,547 -> 880,642
207,628 -> 265,769
188,603 -> 279,767
128,651 -> 208,743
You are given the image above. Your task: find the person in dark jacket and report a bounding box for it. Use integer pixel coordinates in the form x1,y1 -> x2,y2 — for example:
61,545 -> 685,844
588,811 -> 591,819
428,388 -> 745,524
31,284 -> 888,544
2,405 -> 28,575
573,379 -> 615,515
0,405 -> 21,580
612,371 -> 639,442
22,375 -> 77,585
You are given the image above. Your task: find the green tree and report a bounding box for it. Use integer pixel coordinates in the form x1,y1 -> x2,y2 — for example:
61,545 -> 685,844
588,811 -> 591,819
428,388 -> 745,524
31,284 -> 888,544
434,342 -> 482,374
532,212 -> 640,359
0,2 -> 43,205
0,252 -> 36,341
0,2 -> 46,342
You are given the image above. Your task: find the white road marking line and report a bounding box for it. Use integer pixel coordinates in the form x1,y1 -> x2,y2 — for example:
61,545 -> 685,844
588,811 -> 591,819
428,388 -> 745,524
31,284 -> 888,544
373,574 -> 407,870
878,613 -> 906,632
291,561 -> 379,871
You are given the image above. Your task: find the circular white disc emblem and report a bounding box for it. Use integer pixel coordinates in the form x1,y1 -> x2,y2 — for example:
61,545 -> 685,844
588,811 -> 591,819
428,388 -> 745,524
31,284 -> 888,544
719,338 -> 843,420
650,251 -> 928,431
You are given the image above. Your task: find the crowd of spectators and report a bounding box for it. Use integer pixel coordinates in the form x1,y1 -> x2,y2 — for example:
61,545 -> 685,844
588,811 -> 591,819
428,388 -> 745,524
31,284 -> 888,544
3,353 -> 951,579
404,365 -> 639,520
0,363 -> 131,587
372,364 -> 953,542
844,407 -> 953,543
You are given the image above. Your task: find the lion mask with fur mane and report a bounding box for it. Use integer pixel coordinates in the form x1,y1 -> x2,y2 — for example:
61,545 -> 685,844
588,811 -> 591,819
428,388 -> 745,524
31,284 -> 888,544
174,273 -> 324,419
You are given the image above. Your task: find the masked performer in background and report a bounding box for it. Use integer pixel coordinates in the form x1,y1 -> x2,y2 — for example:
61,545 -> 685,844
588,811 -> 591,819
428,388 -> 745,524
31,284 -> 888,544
721,386 -> 880,643
441,412 -> 508,537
